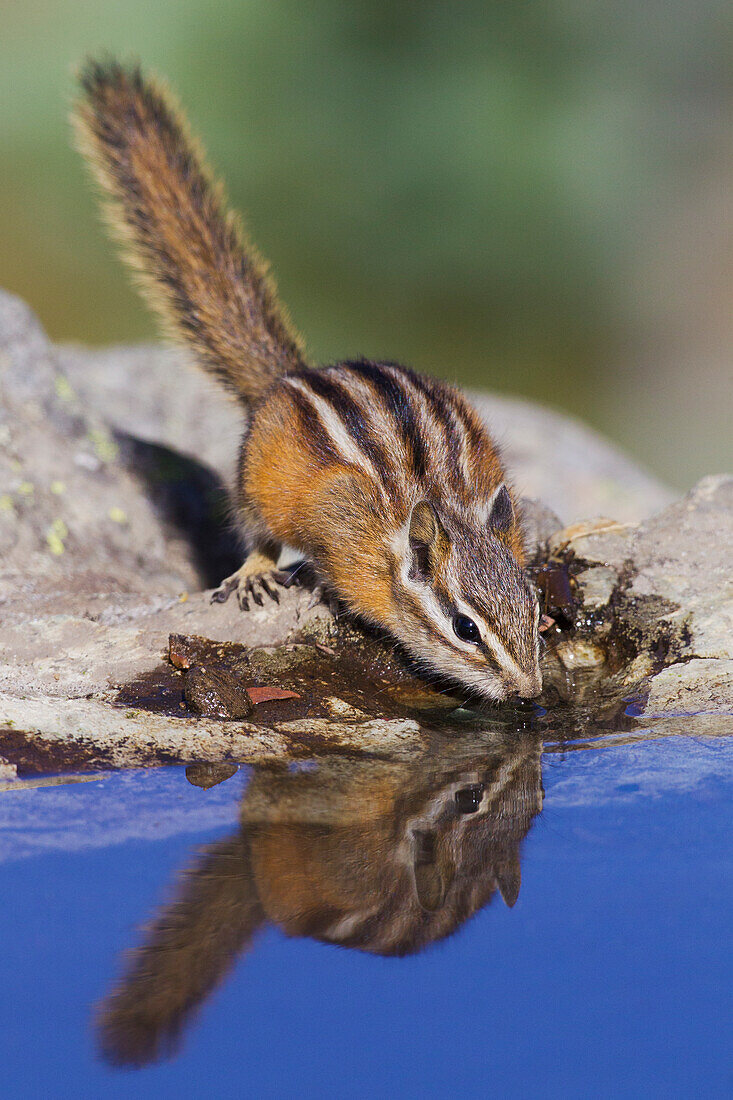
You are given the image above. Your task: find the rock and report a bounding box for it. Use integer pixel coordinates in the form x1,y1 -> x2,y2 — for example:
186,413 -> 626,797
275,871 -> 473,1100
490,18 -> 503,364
469,391 -> 674,524
573,566 -> 617,610
0,292 -> 204,594
643,659 -> 733,716
323,696 -> 368,719
56,341 -> 241,490
274,717 -> 423,755
542,476 -> 733,713
182,666 -> 254,719
0,289 -> 730,768
0,759 -> 17,781
519,497 -> 563,554
168,633 -> 199,669
554,639 -> 607,672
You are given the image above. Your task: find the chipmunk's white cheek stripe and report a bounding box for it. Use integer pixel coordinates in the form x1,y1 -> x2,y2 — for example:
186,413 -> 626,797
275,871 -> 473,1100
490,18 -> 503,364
451,592 -> 528,680
416,587 -> 459,647
482,627 -> 527,680
395,548 -> 457,648
286,378 -> 381,483
393,529 -> 534,700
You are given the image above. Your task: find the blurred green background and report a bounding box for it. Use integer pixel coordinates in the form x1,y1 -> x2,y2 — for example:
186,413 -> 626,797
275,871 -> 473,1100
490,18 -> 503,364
2,1 -> 732,489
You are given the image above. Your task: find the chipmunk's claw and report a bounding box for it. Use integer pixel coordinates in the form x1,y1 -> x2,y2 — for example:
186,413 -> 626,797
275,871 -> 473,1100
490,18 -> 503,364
210,576 -> 238,604
306,583 -> 324,610
306,582 -> 341,617
211,553 -> 284,612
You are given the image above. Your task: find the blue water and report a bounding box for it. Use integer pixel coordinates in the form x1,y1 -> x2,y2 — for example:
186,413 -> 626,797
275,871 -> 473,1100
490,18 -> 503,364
0,733 -> 730,1099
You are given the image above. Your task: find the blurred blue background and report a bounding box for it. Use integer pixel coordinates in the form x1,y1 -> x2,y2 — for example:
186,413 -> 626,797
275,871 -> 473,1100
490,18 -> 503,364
2,0 -> 732,488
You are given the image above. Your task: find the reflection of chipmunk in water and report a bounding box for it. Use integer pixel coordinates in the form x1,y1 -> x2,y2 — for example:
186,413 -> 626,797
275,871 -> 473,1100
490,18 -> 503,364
74,59 -> 542,703
96,733 -> 543,1066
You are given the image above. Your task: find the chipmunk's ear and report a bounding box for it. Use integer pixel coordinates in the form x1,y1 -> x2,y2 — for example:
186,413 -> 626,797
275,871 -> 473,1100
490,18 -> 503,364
412,830 -> 454,912
485,483 -> 514,533
408,500 -> 450,582
494,851 -> 521,908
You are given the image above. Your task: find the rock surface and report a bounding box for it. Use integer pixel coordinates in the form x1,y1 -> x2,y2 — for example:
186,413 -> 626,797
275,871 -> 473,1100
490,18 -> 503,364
0,289 -> 730,775
540,475 -> 733,715
0,294 -> 202,595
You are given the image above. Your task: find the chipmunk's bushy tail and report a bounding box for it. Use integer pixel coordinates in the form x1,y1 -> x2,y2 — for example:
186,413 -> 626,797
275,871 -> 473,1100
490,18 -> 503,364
74,57 -> 306,403
95,834 -> 264,1067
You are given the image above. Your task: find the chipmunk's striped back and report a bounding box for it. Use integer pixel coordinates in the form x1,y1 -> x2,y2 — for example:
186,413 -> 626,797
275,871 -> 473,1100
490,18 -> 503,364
279,359 -> 505,515
243,354 -> 541,700
75,57 -> 542,703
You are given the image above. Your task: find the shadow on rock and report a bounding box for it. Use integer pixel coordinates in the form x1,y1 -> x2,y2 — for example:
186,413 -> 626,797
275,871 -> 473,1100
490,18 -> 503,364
116,432 -> 242,589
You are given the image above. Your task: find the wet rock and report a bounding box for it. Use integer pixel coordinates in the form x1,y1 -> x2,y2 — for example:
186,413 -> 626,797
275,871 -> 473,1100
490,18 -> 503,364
543,476 -> 733,713
185,762 -> 240,789
0,759 -> 17,781
533,560 -> 576,624
323,696 -> 369,720
554,639 -> 607,673
168,633 -> 199,669
643,660 -> 733,716
383,684 -> 463,712
182,666 -> 254,720
573,566 -> 617,611
275,717 -> 422,755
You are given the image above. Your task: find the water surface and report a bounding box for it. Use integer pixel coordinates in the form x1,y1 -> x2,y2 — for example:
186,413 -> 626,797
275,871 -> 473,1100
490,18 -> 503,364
0,719 -> 730,1099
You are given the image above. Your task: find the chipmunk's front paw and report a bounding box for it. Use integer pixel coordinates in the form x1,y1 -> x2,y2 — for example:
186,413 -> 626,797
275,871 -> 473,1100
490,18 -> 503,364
210,552 -> 287,611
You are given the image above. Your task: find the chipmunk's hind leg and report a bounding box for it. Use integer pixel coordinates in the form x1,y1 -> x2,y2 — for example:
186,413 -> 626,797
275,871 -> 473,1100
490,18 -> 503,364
211,548 -> 286,610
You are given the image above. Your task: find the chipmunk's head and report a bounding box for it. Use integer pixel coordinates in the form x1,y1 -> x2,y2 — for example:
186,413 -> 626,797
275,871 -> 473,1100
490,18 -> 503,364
391,487 -> 542,702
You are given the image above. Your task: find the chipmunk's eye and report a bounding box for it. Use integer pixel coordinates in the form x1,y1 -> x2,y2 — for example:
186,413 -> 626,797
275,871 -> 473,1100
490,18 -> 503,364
453,614 -> 481,644
455,784 -> 484,813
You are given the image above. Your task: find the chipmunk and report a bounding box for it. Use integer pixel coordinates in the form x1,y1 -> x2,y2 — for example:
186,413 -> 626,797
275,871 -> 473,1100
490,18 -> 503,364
74,58 -> 542,702
96,732 -> 543,1065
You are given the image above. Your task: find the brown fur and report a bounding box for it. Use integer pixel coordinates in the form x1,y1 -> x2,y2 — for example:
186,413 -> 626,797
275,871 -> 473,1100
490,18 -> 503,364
96,834 -> 264,1067
95,733 -> 542,1066
74,58 -> 306,402
74,58 -> 541,700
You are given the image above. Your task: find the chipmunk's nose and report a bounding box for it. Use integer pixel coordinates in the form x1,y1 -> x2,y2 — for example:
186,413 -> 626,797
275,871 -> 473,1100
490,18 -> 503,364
513,671 -> 543,700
